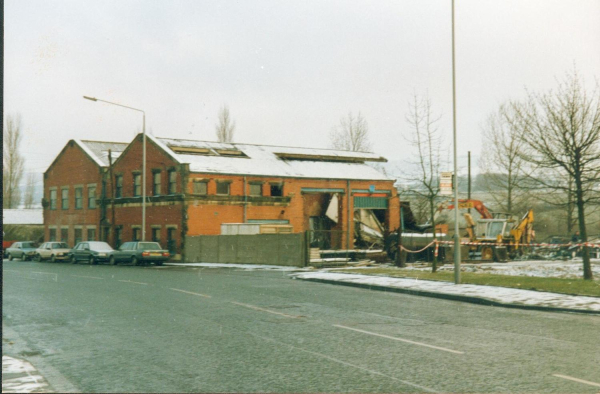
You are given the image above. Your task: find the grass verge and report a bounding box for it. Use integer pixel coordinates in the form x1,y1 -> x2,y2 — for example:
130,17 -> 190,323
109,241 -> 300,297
336,268 -> 600,297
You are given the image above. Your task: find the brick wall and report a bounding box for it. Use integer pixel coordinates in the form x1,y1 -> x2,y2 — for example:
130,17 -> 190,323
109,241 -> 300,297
43,141 -> 104,247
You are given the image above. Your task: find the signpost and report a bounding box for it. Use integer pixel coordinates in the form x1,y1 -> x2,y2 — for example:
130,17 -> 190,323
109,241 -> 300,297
440,172 -> 453,196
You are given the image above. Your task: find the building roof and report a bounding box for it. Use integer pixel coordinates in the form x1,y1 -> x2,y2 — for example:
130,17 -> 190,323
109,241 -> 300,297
2,209 -> 44,225
78,140 -> 129,167
153,136 -> 393,181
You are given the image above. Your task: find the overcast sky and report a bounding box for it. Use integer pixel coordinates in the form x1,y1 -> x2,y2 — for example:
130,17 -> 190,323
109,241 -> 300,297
4,0 -> 600,183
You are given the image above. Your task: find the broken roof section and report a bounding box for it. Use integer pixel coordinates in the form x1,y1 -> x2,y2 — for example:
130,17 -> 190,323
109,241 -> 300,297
78,140 -> 129,167
155,136 -> 392,181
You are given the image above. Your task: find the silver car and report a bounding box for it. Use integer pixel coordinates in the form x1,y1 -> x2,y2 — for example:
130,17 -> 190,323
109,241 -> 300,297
35,242 -> 71,262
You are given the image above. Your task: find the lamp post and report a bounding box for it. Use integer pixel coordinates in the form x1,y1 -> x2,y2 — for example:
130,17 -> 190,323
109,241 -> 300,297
83,96 -> 147,241
451,0 -> 461,284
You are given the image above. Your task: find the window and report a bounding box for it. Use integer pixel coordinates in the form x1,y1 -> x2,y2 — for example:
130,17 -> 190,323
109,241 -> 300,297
270,183 -> 283,197
193,181 -> 207,195
168,170 -> 177,194
61,188 -> 69,209
250,183 -> 262,196
74,228 -> 83,245
75,187 -> 83,209
49,229 -> 57,242
153,172 -> 161,195
133,174 -> 142,197
152,228 -> 161,243
115,227 -> 122,248
50,190 -> 57,210
115,175 -> 123,198
88,186 -> 96,209
60,228 -> 68,244
216,182 -> 230,195
133,228 -> 141,242
87,228 -> 96,241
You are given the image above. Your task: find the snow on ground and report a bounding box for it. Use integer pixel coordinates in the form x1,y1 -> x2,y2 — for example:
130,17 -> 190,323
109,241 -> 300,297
291,272 -> 600,312
165,262 -> 310,271
397,259 -> 600,279
2,356 -> 51,393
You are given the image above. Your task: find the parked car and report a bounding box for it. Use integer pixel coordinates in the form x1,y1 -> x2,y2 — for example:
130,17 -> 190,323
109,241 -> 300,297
69,241 -> 114,265
34,242 -> 71,262
5,242 -> 39,261
110,242 -> 170,266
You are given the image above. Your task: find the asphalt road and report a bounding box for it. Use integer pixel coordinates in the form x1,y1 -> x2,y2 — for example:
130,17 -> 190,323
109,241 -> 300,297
3,259 -> 600,393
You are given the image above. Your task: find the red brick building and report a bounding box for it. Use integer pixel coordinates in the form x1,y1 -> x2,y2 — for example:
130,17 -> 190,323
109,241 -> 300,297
44,134 -> 399,261
43,139 -> 128,247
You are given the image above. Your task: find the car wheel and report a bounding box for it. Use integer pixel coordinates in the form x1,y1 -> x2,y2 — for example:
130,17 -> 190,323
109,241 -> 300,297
155,261 -> 163,266
34,254 -> 41,262
110,256 -> 117,265
132,257 -> 139,266
51,255 -> 57,263
89,256 -> 97,265
8,254 -> 14,261
23,255 -> 30,261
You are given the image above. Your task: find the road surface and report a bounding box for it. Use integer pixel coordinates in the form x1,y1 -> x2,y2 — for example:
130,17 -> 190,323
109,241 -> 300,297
3,259 -> 600,392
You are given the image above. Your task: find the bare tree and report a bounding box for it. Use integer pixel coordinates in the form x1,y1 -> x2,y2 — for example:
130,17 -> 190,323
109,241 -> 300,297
3,114 -> 25,208
23,173 -> 37,209
514,71 -> 600,280
330,112 -> 372,152
404,93 -> 443,272
479,103 -> 531,215
215,105 -> 235,143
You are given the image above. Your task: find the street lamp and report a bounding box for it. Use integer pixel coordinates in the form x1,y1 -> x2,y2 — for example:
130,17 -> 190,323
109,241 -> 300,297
451,0 -> 461,284
83,96 -> 147,241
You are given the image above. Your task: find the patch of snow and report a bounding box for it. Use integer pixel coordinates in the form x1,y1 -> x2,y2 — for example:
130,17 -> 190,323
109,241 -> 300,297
291,272 -> 600,312
403,260 -> 600,279
2,356 -> 50,393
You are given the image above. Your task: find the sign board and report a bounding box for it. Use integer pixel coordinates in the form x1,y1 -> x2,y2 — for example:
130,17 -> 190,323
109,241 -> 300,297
439,172 -> 453,196
458,201 -> 474,209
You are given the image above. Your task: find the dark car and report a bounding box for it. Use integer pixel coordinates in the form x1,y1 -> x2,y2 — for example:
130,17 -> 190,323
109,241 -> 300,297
110,242 -> 170,266
69,241 -> 114,265
5,242 -> 39,261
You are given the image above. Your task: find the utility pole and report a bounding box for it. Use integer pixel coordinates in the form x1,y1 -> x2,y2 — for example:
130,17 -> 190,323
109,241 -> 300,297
451,0 -> 461,284
468,151 -> 471,214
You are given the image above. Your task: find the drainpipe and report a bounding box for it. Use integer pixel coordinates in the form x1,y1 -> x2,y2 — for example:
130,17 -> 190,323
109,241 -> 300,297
243,176 -> 247,223
346,180 -> 351,259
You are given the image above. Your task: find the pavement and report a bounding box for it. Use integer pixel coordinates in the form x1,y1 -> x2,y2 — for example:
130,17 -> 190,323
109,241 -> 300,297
291,271 -> 600,314
2,355 -> 52,393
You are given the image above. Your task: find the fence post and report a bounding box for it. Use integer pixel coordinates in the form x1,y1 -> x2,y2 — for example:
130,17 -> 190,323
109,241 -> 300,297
304,231 -> 310,267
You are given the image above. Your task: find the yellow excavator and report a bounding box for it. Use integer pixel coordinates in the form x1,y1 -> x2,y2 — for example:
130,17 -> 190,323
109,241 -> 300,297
464,209 -> 534,261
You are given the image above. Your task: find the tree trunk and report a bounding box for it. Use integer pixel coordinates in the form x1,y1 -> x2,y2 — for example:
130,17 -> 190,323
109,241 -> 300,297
429,197 -> 437,273
574,176 -> 593,280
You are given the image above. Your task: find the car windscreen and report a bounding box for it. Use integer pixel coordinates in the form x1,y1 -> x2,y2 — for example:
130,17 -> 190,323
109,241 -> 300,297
21,242 -> 37,248
137,242 -> 162,250
53,243 -> 69,249
88,242 -> 113,251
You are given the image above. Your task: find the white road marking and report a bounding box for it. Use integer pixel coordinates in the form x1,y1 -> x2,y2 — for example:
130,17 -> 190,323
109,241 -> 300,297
333,324 -> 464,355
552,374 -> 600,388
118,280 -> 148,285
230,302 -> 303,319
71,275 -> 104,280
249,333 -> 438,393
169,288 -> 212,298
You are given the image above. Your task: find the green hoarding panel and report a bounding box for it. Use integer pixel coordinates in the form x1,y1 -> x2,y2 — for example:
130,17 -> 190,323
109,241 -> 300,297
354,197 -> 388,209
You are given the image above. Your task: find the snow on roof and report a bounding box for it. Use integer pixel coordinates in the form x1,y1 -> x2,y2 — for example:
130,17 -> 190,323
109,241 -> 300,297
78,140 -> 129,167
156,137 -> 393,181
2,209 -> 43,225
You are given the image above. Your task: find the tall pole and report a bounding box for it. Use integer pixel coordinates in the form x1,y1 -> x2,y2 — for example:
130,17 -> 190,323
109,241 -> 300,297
451,0 -> 461,284
83,96 -> 146,242
142,113 -> 146,241
468,151 -> 471,213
